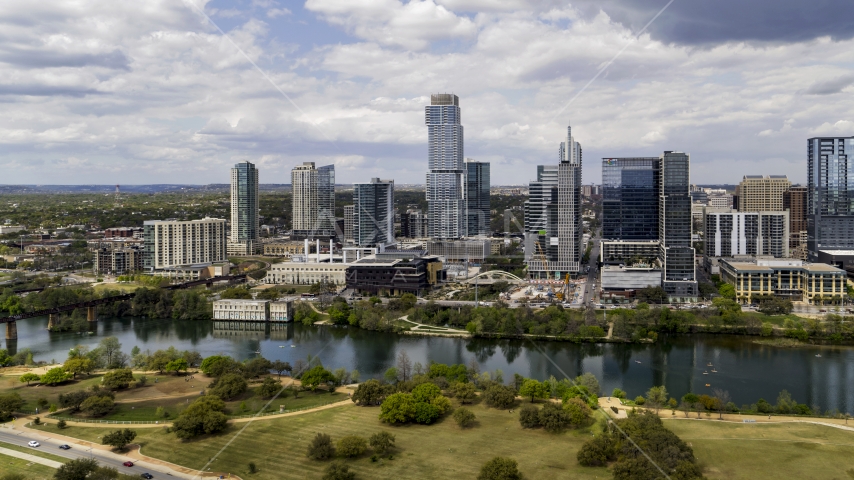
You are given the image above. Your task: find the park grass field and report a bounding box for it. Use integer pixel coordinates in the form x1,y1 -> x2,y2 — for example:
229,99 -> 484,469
36,400 -> 611,480
92,283 -> 142,294
665,419 -> 854,480
0,451 -> 56,479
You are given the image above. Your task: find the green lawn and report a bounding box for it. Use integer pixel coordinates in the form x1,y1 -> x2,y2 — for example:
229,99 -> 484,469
222,387 -> 346,417
35,400 -> 611,480
0,451 -> 56,479
666,419 -> 854,479
0,440 -> 70,464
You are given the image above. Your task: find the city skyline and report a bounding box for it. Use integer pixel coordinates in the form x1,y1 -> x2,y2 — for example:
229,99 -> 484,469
1,1 -> 853,186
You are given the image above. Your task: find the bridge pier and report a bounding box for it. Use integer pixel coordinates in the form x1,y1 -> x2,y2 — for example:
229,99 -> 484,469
48,314 -> 58,330
5,321 -> 17,340
87,306 -> 97,323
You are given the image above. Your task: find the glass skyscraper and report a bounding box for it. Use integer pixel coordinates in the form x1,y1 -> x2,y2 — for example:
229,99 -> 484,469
229,161 -> 259,255
602,157 -> 660,241
659,151 -> 697,298
807,136 -> 854,258
426,94 -> 464,239
354,178 -> 395,247
464,158 -> 490,237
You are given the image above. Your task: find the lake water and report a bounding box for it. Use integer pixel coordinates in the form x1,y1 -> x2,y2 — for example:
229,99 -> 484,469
6,316 -> 854,414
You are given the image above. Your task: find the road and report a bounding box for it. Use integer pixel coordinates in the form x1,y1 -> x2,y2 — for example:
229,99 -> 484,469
582,231 -> 601,305
0,427 -> 194,479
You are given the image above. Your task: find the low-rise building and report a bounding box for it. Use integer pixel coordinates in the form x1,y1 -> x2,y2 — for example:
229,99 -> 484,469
719,258 -> 845,304
263,241 -> 315,257
104,227 -> 143,239
270,299 -> 295,322
265,262 -> 349,286
601,265 -> 662,291
213,299 -> 269,321
704,209 -> 789,258
152,263 -> 230,282
600,240 -> 660,265
426,239 -> 491,263
345,252 -> 444,296
0,225 -> 25,235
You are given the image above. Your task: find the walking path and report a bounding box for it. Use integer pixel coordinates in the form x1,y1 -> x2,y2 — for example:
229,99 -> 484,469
0,445 -> 63,469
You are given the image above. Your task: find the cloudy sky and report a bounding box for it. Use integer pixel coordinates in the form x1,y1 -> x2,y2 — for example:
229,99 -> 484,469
2,0 -> 853,186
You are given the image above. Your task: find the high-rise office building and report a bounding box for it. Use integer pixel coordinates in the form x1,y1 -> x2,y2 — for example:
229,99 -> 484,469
783,185 -> 807,257
602,158 -> 660,241
400,209 -> 429,238
659,151 -> 698,299
291,162 -> 336,239
425,94 -> 464,239
808,136 -> 854,258
354,178 -> 395,247
524,125 -> 582,279
229,161 -> 259,255
735,175 -> 791,212
704,209 -> 789,258
343,205 -> 355,243
464,158 -> 490,236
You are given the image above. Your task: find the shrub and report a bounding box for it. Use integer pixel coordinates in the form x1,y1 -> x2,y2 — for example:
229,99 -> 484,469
452,382 -> 477,404
307,433 -> 335,460
369,431 -> 395,453
563,398 -> 592,427
431,395 -> 452,415
33,417 -> 41,425
172,396 -> 228,440
414,402 -> 441,425
453,407 -> 476,428
208,373 -> 248,400
611,388 -> 626,399
634,396 -> 646,406
101,428 -> 137,451
478,457 -> 524,480
519,405 -> 540,428
248,462 -> 257,474
337,435 -> 367,458
411,383 -> 442,403
102,369 -> 134,390
322,462 -> 356,480
80,396 -> 114,417
57,419 -> 67,429
538,403 -> 569,432
483,385 -> 516,409
379,393 -> 417,424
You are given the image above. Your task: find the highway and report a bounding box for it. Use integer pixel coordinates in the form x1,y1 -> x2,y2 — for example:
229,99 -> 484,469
0,427 -> 194,479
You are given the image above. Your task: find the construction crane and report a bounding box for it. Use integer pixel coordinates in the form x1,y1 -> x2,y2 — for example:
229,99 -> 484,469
533,240 -> 557,301
555,273 -> 571,302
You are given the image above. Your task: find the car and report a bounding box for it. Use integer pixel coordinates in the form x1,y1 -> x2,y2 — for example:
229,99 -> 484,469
140,474 -> 154,479
123,461 -> 135,467
28,441 -> 40,447
58,444 -> 71,450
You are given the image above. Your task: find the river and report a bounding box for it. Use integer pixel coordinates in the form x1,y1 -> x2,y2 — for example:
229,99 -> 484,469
5,316 -> 854,414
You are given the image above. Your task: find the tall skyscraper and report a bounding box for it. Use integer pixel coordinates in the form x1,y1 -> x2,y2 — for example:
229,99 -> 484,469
808,136 -> 854,258
426,94 -> 464,239
291,162 -> 335,239
229,161 -> 259,255
343,205 -> 355,243
464,158 -> 490,237
783,185 -> 807,257
354,178 -> 394,247
602,158 -> 660,241
659,151 -> 697,299
735,175 -> 791,211
524,124 -> 582,279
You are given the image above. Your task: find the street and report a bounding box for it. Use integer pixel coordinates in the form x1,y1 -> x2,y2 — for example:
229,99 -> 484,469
0,426 -> 194,479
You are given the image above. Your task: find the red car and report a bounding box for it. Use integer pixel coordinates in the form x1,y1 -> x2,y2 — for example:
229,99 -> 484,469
123,461 -> 134,467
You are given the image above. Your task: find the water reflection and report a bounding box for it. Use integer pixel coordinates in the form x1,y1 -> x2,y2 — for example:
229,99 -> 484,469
5,316 -> 854,414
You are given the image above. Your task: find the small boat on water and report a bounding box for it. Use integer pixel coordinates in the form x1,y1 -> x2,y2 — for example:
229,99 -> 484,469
816,354 -> 822,358
291,345 -> 296,348
279,345 -> 285,348
254,350 -> 261,354
635,360 -> 642,364
711,369 -> 718,373
705,383 -> 711,387
703,371 -> 709,375
707,362 -> 713,367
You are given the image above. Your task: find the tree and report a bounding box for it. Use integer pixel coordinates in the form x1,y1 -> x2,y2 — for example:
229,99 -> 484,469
101,428 -> 137,451
271,360 -> 292,378
351,380 -> 389,406
0,392 -> 23,421
102,368 -> 134,389
80,395 -> 114,416
451,382 -> 477,404
369,431 -> 396,453
337,435 -> 367,458
19,373 -> 40,386
209,373 -> 248,400
577,434 -> 614,467
172,396 -> 228,440
307,433 -> 336,460
414,402 -> 441,424
40,367 -> 71,385
243,357 -> 273,378
396,350 -> 412,382
323,462 -> 356,480
713,388 -> 732,420
165,359 -> 188,375
637,286 -> 668,304
258,376 -> 282,398
301,365 -> 336,391
411,383 -> 442,403
58,390 -> 93,412
483,385 -> 516,409
454,407 -> 477,428
519,405 -> 540,428
718,283 -> 736,300
575,373 -> 601,397
55,458 -> 100,480
200,355 -> 236,377
519,379 -> 549,403
57,419 -> 67,429
563,398 -> 592,427
478,457 -> 524,480
612,388 -> 627,399
383,367 -> 399,384
538,403 -> 569,432
379,393 -> 417,424
431,395 -> 452,415
646,385 -> 669,414
98,336 -> 123,368
220,287 -> 252,299
64,357 -> 94,379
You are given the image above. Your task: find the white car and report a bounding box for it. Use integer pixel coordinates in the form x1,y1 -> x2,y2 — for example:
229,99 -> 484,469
28,440 -> 40,447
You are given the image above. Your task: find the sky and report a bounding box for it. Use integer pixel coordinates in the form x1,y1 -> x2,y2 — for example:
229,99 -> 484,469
1,0 -> 853,186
